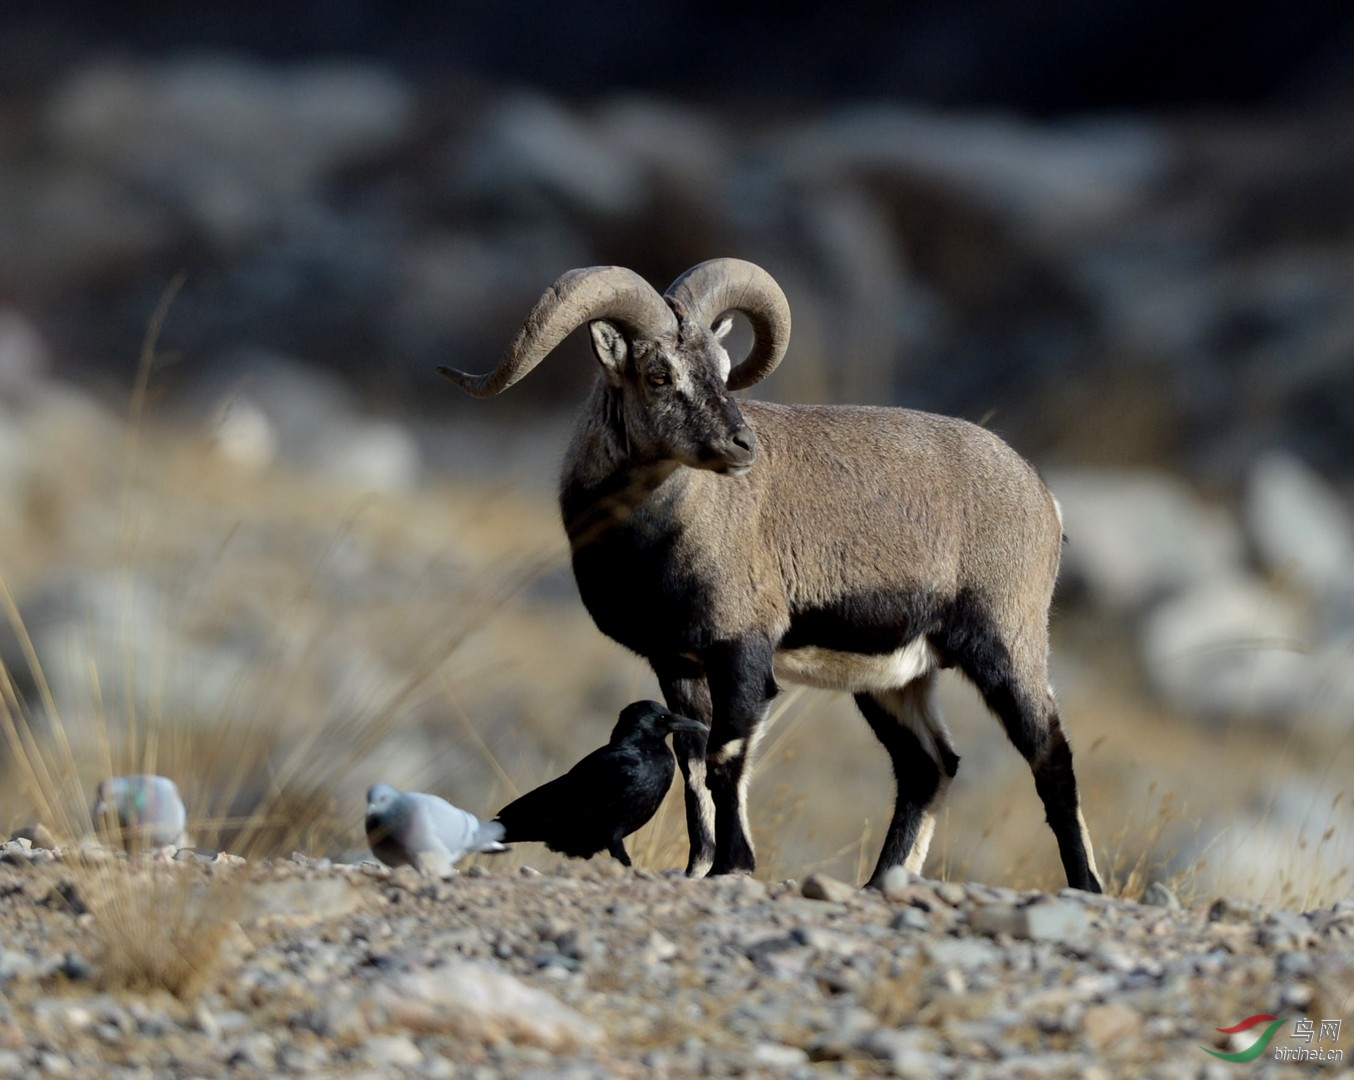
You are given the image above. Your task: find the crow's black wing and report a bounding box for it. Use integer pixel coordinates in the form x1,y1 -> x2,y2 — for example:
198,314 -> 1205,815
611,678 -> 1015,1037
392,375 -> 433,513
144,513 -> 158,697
494,742 -> 673,854
493,767 -> 580,840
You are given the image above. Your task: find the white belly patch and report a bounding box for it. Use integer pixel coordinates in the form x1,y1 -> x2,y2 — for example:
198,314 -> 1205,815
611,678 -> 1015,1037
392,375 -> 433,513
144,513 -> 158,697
773,637 -> 936,692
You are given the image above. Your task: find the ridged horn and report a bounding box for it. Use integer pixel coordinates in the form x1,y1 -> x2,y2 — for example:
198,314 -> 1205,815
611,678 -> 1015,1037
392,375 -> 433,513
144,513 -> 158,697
438,266 -> 675,397
664,258 -> 791,390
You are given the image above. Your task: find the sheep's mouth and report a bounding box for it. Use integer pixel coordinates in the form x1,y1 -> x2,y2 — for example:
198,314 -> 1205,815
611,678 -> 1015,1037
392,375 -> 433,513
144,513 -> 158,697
696,445 -> 754,475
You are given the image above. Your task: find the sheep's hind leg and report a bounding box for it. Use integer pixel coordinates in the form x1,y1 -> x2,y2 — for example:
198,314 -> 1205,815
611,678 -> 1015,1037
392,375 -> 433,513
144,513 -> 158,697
856,673 -> 959,888
961,645 -> 1103,893
1010,699 -> 1102,893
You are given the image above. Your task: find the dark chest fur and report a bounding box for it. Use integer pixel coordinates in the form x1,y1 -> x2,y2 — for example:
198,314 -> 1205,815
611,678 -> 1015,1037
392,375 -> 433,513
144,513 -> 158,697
570,521 -> 716,657
563,463 -> 721,657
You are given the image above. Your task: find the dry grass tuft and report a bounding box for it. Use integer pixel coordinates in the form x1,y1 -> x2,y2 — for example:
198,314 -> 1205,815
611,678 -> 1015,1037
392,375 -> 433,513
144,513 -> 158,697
1099,782 -> 1183,902
84,863 -> 248,1001
864,968 -> 926,1028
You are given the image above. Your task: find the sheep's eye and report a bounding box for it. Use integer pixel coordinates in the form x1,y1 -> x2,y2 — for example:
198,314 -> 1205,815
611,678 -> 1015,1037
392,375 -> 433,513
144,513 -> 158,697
647,370 -> 671,388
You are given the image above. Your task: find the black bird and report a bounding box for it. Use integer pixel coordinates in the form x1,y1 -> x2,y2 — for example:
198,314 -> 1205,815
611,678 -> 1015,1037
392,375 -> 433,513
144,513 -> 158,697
494,700 -> 708,866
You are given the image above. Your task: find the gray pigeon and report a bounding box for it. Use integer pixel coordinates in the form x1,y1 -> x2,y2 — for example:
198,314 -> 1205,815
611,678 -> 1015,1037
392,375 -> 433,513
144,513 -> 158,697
92,774 -> 187,851
365,783 -> 507,876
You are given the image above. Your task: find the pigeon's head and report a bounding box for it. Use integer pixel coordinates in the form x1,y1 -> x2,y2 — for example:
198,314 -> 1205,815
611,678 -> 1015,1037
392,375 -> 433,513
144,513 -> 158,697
613,700 -> 709,743
92,777 -> 127,836
92,775 -> 129,812
366,783 -> 402,814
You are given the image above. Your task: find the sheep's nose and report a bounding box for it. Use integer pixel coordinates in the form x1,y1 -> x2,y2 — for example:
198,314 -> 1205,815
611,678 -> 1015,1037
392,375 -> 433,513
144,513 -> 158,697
732,426 -> 756,453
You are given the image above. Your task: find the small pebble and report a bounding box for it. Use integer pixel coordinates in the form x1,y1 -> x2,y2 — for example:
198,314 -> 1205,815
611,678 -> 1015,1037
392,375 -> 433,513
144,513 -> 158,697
1140,881 -> 1180,909
801,873 -> 855,903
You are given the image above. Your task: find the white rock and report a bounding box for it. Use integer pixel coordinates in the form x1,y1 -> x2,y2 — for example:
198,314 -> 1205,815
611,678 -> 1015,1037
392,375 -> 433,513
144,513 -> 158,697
1050,468 -> 1244,612
924,937 -> 1002,970
194,351 -> 421,492
364,963 -> 604,1049
246,878 -> 364,925
879,865 -> 915,901
48,58 -> 414,243
1244,450 -> 1354,596
971,900 -> 1089,942
595,98 -> 729,190
208,393 -> 279,472
24,573 -> 255,735
359,1034 -> 423,1068
455,93 -> 645,218
781,106 -> 1170,239
313,418 -> 421,494
752,1042 -> 810,1068
1188,781 -> 1354,901
1140,575 -> 1312,720
0,307 -> 50,400
0,404 -> 29,526
858,1026 -> 948,1072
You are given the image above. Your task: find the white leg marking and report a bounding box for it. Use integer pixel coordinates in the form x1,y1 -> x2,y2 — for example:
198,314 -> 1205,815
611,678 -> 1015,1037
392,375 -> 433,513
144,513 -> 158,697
686,754 -> 716,877
1077,806 -> 1100,882
904,773 -> 952,874
730,717 -> 768,867
884,675 -> 956,876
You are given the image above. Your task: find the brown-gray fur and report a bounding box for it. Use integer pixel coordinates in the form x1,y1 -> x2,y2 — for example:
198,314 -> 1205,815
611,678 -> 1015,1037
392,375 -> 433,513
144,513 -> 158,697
439,258 -> 1102,892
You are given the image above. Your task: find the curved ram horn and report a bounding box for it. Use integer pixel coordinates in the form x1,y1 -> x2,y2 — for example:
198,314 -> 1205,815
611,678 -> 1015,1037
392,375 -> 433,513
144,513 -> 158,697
438,266 -> 675,397
664,258 -> 792,391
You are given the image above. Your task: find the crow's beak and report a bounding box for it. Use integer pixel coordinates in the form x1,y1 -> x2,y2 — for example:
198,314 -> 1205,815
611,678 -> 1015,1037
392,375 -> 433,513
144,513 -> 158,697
664,715 -> 710,737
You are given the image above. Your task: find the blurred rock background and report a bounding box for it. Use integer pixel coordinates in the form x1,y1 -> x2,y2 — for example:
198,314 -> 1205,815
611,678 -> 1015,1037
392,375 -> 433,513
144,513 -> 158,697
0,1 -> 1351,899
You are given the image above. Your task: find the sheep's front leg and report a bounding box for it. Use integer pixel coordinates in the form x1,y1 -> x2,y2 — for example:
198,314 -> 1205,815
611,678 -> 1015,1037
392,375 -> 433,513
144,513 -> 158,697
704,636 -> 778,875
654,661 -> 716,878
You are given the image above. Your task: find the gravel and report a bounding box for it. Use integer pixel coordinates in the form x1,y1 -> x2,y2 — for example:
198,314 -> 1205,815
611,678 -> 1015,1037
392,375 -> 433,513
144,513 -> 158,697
0,845 -> 1349,1078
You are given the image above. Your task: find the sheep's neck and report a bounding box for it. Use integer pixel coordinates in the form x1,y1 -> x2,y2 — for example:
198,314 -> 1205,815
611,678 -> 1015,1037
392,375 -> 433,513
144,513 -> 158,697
561,384 -> 682,548
561,458 -> 680,549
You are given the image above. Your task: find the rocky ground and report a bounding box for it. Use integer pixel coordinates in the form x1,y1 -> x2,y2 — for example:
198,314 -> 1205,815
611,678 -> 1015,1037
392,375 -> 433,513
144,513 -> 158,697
0,840 -> 1350,1079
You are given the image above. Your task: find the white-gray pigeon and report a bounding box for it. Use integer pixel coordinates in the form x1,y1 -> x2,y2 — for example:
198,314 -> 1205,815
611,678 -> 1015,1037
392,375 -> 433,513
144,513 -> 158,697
365,783 -> 507,876
92,774 -> 187,851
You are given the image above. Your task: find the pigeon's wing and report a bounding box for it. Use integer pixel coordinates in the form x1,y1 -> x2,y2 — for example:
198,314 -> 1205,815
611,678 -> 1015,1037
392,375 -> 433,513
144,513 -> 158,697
148,777 -> 188,846
368,793 -> 466,876
414,793 -> 484,859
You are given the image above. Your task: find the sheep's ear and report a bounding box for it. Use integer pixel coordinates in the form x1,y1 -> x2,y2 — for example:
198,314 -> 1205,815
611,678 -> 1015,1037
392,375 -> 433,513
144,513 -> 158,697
712,314 -> 734,341
589,320 -> 628,385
